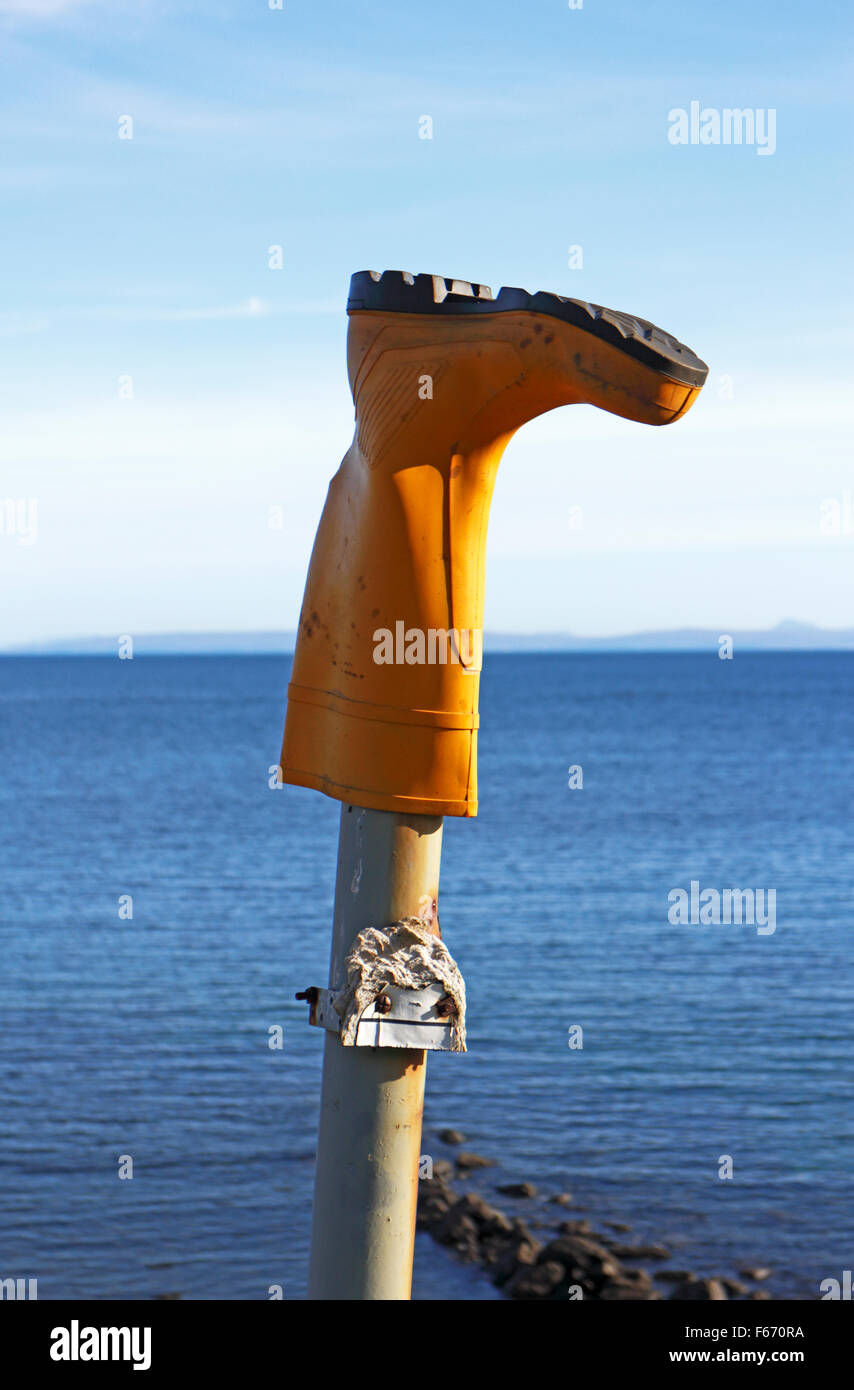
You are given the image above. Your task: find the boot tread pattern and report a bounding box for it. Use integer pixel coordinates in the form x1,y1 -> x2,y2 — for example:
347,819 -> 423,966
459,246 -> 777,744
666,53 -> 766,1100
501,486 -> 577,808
348,268 -> 708,389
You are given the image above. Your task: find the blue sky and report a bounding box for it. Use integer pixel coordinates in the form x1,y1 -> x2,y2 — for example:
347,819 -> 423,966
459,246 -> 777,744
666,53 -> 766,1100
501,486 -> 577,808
1,0 -> 852,644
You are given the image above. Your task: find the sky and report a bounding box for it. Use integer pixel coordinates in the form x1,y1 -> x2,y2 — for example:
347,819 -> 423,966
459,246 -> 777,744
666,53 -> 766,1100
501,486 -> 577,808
0,0 -> 852,645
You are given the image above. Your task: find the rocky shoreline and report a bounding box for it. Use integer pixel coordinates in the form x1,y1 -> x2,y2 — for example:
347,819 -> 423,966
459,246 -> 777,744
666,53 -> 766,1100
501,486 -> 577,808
417,1132 -> 775,1301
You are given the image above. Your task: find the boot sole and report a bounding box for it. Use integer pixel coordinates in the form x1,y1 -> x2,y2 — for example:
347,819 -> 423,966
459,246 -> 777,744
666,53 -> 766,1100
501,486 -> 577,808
348,269 -> 708,390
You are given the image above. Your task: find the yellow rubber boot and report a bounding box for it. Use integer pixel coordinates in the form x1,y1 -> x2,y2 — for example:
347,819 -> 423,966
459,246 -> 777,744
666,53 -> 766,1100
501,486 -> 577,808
281,270 -> 708,817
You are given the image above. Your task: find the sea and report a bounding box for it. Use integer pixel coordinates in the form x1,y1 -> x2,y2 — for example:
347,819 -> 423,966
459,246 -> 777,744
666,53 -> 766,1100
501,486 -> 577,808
0,652 -> 851,1300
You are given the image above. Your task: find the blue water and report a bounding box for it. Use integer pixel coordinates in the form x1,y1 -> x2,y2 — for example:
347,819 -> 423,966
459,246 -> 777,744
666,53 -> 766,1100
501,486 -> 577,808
0,653 -> 851,1300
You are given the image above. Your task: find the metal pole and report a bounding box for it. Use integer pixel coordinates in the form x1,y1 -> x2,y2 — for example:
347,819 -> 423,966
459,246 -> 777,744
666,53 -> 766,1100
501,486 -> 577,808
307,803 -> 444,1300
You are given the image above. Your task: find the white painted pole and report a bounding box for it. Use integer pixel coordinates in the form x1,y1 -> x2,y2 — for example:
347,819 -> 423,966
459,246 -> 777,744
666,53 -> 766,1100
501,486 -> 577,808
307,803 -> 444,1300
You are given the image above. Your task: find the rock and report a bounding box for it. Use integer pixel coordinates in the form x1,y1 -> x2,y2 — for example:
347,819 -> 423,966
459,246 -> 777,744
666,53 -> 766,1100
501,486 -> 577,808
670,1278 -> 728,1301
431,1158 -> 454,1182
595,1267 -> 659,1299
153,1292 -> 182,1300
537,1235 -> 622,1295
496,1181 -> 537,1199
507,1259 -> 566,1300
721,1278 -> 748,1297
609,1243 -> 670,1260
416,1175 -> 454,1229
490,1235 -> 542,1288
455,1151 -> 494,1171
739,1266 -> 771,1281
549,1193 -> 573,1206
438,1128 -> 466,1145
538,1234 -> 616,1267
509,1217 -> 535,1240
456,1192 -> 513,1237
616,1268 -> 656,1292
748,1291 -> 771,1300
431,1191 -> 513,1259
433,1204 -> 481,1260
600,1281 -> 661,1301
607,1221 -> 632,1233
558,1219 -> 593,1236
655,1269 -> 696,1283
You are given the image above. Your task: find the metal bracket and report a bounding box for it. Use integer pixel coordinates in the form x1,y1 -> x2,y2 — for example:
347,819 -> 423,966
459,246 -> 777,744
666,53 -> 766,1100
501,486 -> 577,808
296,981 -> 460,1051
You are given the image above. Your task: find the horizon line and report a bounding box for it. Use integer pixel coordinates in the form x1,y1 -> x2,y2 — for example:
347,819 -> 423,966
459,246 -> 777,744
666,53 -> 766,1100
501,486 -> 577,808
4,619 -> 854,656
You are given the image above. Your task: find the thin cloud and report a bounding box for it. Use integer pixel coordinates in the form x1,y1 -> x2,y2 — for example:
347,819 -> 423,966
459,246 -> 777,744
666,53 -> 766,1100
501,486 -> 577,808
0,298 -> 349,335
128,297 -> 271,323
75,297 -> 273,323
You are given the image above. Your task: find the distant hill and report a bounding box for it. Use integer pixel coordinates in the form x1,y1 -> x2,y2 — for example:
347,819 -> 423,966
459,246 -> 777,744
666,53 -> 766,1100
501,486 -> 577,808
485,620 -> 854,651
4,620 -> 854,654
